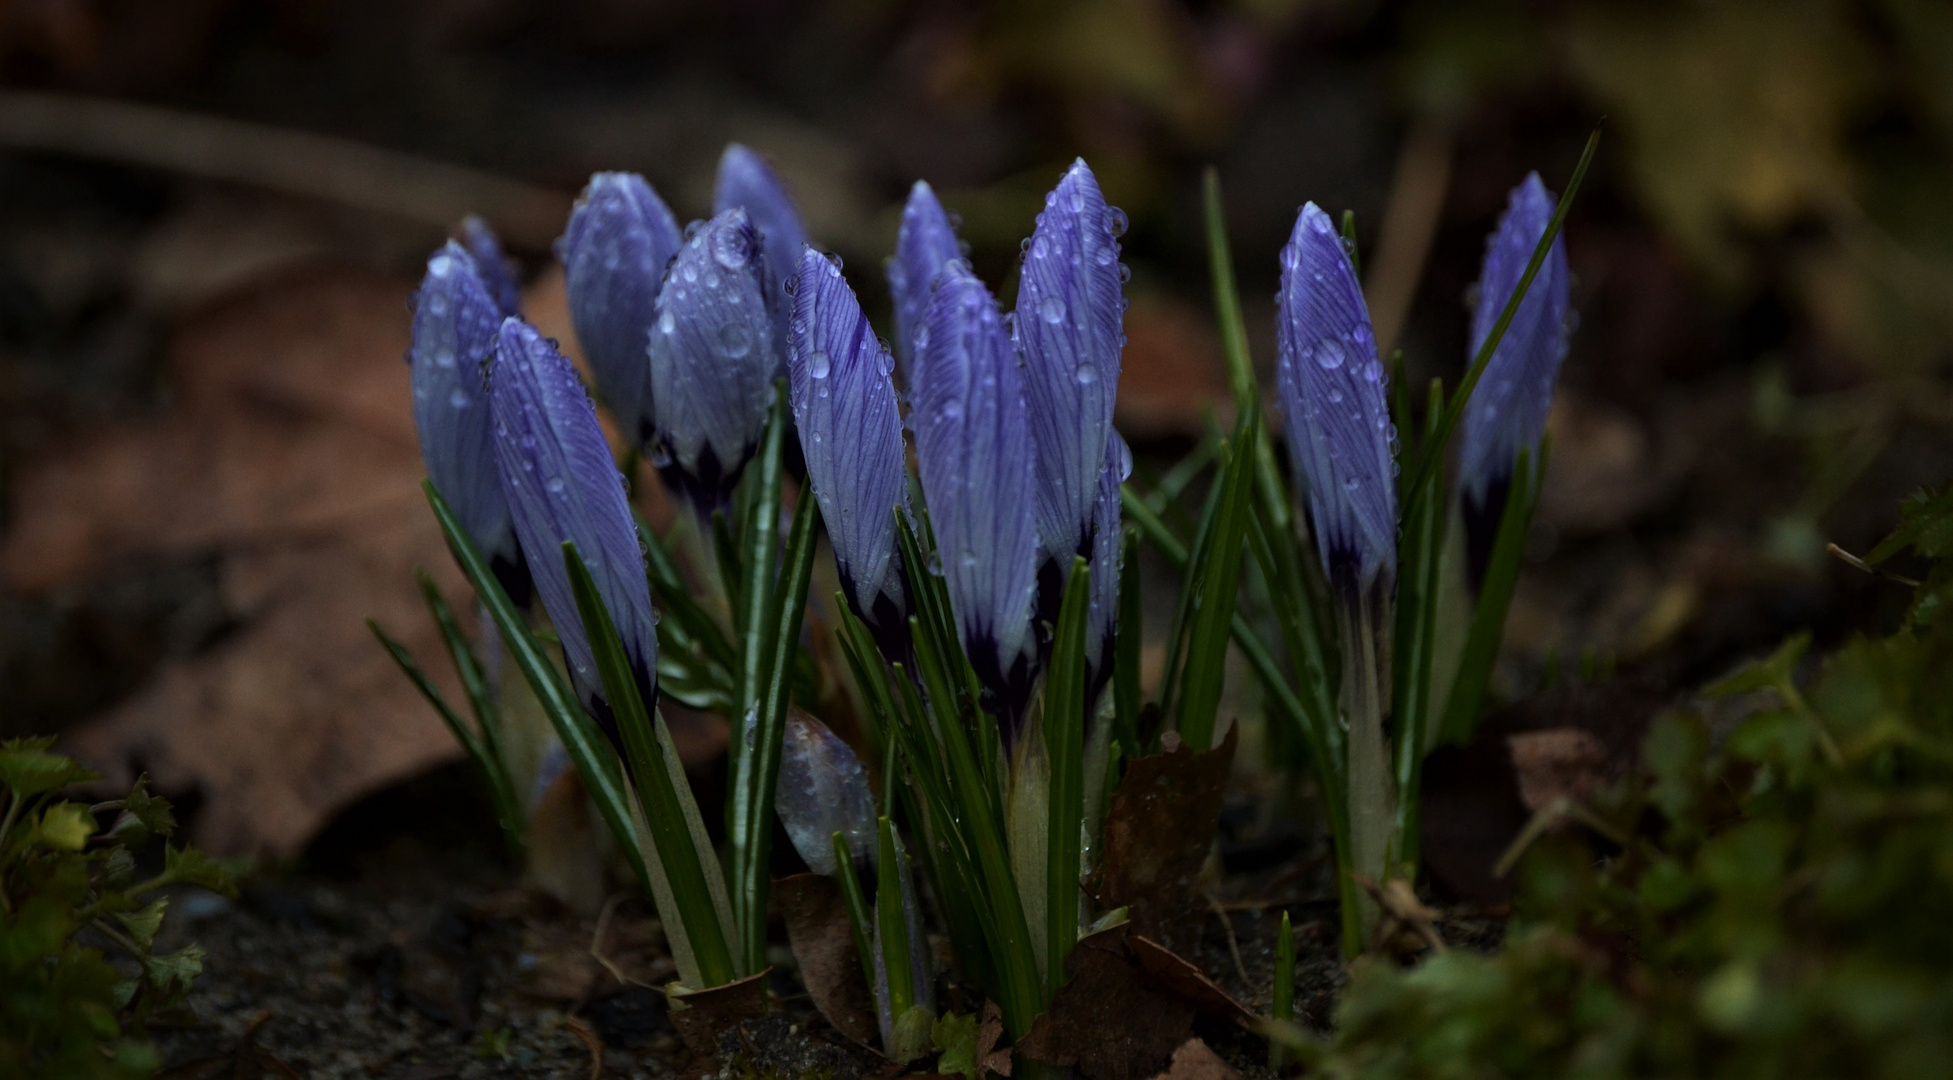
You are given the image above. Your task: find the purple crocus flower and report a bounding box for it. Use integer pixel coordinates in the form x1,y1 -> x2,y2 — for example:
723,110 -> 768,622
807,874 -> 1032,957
775,711 -> 877,876
489,317 -> 659,720
787,246 -> 910,650
1085,433 -> 1130,701
558,173 -> 684,448
715,144 -> 808,370
887,181 -> 963,387
645,208 -> 777,508
1014,159 -> 1128,621
1275,203 -> 1398,593
409,242 -> 528,602
1457,174 -> 1571,575
459,215 -> 522,318
911,262 -> 1041,724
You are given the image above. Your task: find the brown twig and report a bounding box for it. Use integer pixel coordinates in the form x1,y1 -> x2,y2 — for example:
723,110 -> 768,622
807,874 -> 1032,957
0,91 -> 570,247
1826,542 -> 1922,587
561,1015 -> 604,1080
1206,892 -> 1252,992
1365,116 -> 1455,359
589,892 -> 654,990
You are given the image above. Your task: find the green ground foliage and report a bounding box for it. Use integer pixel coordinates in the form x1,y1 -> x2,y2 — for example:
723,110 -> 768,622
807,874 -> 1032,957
0,743 -> 234,1080
1292,485 -> 1953,1079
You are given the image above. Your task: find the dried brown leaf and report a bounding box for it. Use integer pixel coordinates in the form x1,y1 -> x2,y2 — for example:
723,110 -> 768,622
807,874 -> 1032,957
775,872 -> 878,1048
1090,727 -> 1238,947
1018,928 -> 1193,1080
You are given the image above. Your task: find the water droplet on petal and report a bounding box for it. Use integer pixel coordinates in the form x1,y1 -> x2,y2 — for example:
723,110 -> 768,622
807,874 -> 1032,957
658,310 -> 676,336
720,323 -> 752,359
1039,296 -> 1066,324
1343,476 -> 1360,493
1095,246 -> 1115,266
447,386 -> 470,408
1314,340 -> 1345,370
1105,207 -> 1128,238
1074,363 -> 1098,386
808,350 -> 830,379
547,476 -> 566,494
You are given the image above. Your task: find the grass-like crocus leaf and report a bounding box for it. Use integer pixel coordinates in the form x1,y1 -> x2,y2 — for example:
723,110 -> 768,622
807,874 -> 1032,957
833,829 -> 878,994
731,480 -> 820,973
1389,380 -> 1448,872
1176,407 -> 1260,752
563,539 -> 738,989
1435,446 -> 1545,748
365,616 -> 522,861
1042,556 -> 1091,993
876,816 -> 916,1023
423,482 -> 652,896
725,388 -> 790,963
1113,529 -> 1143,762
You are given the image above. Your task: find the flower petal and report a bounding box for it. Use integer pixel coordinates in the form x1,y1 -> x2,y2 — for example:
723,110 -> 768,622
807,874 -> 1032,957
459,215 -> 522,317
715,143 -> 807,373
888,180 -> 963,388
775,711 -> 877,877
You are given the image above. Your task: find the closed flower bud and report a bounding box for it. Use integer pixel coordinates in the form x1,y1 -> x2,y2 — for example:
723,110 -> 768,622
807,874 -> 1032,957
1275,203 -> 1398,593
912,263 -> 1041,726
646,209 -> 777,508
1014,159 -> 1128,614
559,172 -> 683,448
714,143 -> 808,372
459,215 -> 522,318
1458,173 -> 1572,577
887,181 -> 963,387
410,243 -> 527,601
489,317 -> 659,720
787,246 -> 910,650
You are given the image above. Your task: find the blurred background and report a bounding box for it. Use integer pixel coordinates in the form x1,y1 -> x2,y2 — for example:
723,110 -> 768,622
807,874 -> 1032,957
2,0 -> 1951,859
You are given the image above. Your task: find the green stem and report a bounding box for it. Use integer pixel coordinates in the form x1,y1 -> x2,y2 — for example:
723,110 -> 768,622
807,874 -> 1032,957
1339,582 -> 1395,946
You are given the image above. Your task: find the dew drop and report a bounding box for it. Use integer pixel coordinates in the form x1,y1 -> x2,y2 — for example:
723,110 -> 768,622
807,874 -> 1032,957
547,476 -> 566,494
1074,363 -> 1098,386
447,386 -> 470,409
1327,387 -> 1343,404
426,294 -> 449,317
1105,207 -> 1128,238
1343,476 -> 1360,493
1039,296 -> 1066,324
682,264 -> 698,284
808,350 -> 831,379
433,347 -> 457,370
1095,246 -> 1115,266
1362,360 -> 1383,384
1068,186 -> 1087,213
720,323 -> 753,360
926,550 -> 944,576
940,400 -> 963,421
658,310 -> 676,336
1314,340 -> 1345,370
1118,264 -> 1132,285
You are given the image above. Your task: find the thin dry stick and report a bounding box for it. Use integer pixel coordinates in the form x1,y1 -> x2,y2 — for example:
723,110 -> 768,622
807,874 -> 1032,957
1207,892 -> 1252,992
589,892 -> 654,990
0,91 -> 570,247
561,1015 -> 605,1080
1365,116 -> 1455,359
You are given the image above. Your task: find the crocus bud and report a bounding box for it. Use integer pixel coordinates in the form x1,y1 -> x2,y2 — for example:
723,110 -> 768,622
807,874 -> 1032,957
1014,160 -> 1128,612
714,143 -> 808,369
459,215 -> 522,317
1085,434 -> 1130,700
410,243 -> 528,602
646,209 -> 777,508
1275,203 -> 1398,593
489,317 -> 659,719
887,181 -> 963,387
775,711 -> 877,876
788,246 -> 910,650
912,263 -> 1041,726
559,172 -> 684,447
1457,174 -> 1571,573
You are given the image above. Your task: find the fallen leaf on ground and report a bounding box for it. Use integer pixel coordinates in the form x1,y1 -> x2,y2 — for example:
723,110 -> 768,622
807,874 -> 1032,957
1018,927 -> 1194,1080
1127,935 -> 1256,1030
1090,728 -> 1238,950
1149,1039 -> 1239,1080
668,969 -> 769,1057
1508,727 -> 1610,812
2,269 -> 467,858
776,872 -> 878,1048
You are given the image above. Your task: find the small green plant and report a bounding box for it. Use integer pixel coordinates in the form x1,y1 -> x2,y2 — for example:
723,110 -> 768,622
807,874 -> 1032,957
1269,484 -> 1953,1076
1,740 -> 236,1079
